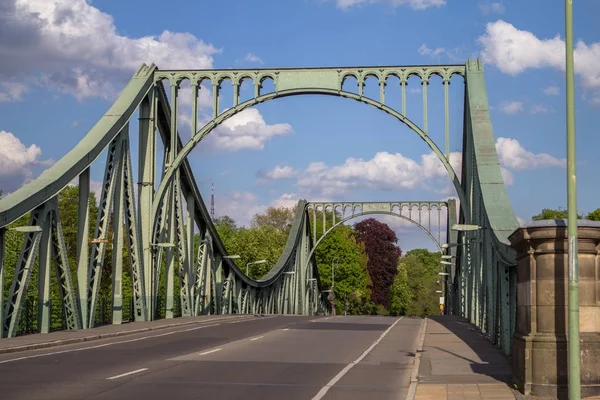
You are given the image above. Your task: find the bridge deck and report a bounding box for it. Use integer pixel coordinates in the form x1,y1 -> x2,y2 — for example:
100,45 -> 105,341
0,315 -> 420,399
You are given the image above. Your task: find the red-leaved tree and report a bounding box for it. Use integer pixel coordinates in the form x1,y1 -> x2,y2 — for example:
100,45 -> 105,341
353,218 -> 402,307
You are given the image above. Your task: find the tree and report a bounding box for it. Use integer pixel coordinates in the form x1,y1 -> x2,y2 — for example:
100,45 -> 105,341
353,218 -> 402,308
389,262 -> 411,316
532,208 -> 581,220
251,206 -> 297,233
586,208 -> 600,221
313,224 -> 373,315
396,249 -> 442,317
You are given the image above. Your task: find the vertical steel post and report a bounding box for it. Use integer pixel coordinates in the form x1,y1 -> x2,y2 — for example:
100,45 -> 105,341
565,0 -> 581,398
0,228 -> 5,338
138,90 -> 156,321
38,210 -> 52,334
77,168 -> 90,328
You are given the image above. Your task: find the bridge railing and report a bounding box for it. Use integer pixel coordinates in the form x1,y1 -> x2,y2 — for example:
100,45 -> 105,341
0,65 -> 327,338
452,60 -> 520,356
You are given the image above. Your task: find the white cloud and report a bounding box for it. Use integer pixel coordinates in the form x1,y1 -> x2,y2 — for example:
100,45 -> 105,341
244,53 -> 263,64
544,86 -> 560,96
271,137 -> 562,198
216,192 -> 301,227
479,1 -> 504,15
418,44 -> 445,57
500,101 -> 524,114
1,0 -> 220,99
333,0 -> 446,10
296,151 -> 462,197
0,82 -> 27,102
418,44 -> 462,62
478,20 -> 600,89
257,165 -> 296,183
210,109 -> 293,151
0,130 -> 50,192
530,104 -> 549,114
495,137 -> 565,170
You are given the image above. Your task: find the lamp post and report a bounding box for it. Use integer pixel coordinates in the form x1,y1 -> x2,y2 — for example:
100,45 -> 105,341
331,257 -> 340,315
565,1 -> 580,398
246,259 -> 267,276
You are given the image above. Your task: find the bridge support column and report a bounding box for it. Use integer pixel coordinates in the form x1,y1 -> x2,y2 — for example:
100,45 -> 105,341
510,221 -> 600,398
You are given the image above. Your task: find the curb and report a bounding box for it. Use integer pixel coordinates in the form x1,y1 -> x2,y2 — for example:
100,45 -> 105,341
0,315 -> 258,355
406,317 -> 428,400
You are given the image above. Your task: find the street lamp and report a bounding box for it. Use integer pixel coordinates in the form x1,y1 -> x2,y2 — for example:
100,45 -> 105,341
565,1 -> 581,398
246,259 -> 267,275
223,255 -> 240,260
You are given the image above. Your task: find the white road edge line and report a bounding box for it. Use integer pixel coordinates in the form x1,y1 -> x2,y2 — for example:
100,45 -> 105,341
0,323 -> 222,365
406,318 -> 428,400
282,328 -> 289,331
250,336 -> 263,341
198,348 -> 222,356
311,317 -> 404,400
107,368 -> 148,380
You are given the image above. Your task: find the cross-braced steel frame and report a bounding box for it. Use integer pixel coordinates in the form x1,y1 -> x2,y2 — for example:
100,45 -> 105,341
0,60 -> 519,356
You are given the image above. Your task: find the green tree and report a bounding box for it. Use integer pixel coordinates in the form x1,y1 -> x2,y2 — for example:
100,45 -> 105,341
389,262 -> 411,316
585,208 -> 600,221
314,224 -> 373,315
395,248 -> 442,317
532,208 -> 582,220
251,206 -> 297,233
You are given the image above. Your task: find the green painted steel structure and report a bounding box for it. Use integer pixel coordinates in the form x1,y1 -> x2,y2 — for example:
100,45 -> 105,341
0,60 -> 519,356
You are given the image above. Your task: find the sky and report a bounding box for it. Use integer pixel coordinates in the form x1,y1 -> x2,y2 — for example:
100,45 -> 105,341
0,0 -> 599,252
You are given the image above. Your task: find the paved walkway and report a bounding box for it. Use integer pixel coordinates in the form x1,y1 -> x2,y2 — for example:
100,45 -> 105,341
414,316 -> 517,400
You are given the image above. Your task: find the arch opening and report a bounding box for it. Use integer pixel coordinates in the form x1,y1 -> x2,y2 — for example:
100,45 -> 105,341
151,87 -> 468,231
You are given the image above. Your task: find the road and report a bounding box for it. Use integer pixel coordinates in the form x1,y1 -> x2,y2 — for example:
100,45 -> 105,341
0,315 -> 423,400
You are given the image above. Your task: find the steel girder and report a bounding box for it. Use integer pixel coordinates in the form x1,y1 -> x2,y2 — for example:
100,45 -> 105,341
0,60 -> 521,345
447,60 -> 520,356
2,199 -> 81,337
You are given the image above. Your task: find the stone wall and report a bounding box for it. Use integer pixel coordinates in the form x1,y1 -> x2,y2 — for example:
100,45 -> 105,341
509,220 -> 600,398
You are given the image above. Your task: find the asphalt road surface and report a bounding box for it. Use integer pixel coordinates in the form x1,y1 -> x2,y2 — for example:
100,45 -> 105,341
0,315 -> 423,400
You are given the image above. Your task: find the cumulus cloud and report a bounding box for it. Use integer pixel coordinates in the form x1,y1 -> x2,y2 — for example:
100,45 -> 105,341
257,165 -> 296,183
210,109 -> 293,151
332,0 -> 446,10
478,20 -> 600,89
267,137 -> 562,198
0,130 -> 51,192
0,82 -> 28,102
216,192 -> 300,227
296,151 -> 462,197
478,1 -> 504,14
418,44 -> 462,62
530,104 -> 549,115
495,137 -> 564,170
244,53 -> 263,64
544,86 -> 560,96
500,101 -> 524,114
0,0 -> 220,99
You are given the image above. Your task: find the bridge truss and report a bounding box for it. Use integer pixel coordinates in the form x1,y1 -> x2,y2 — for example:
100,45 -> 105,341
0,60 -> 519,355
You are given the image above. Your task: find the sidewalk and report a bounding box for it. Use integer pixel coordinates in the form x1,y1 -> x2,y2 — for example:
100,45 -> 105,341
413,316 -> 517,400
0,314 -> 247,354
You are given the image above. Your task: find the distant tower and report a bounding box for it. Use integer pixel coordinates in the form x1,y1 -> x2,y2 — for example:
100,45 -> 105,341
211,183 -> 215,220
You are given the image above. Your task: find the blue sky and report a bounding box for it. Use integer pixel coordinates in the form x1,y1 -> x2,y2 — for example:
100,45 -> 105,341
0,0 -> 599,251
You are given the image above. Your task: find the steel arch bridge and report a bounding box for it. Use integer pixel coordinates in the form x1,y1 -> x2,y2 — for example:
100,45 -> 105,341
0,59 -> 519,356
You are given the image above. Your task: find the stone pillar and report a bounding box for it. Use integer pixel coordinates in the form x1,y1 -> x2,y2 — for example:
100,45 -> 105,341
509,220 -> 600,398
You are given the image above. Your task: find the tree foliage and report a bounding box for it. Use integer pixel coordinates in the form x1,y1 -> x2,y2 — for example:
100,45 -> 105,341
531,208 -> 581,220
251,206 -> 297,233
353,218 -> 402,308
314,224 -> 374,315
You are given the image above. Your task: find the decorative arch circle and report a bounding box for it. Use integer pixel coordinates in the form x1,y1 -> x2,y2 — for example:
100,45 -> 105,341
151,87 -> 467,232
304,210 -> 444,271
